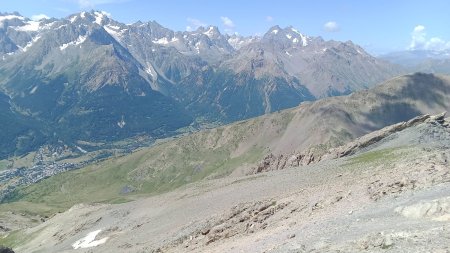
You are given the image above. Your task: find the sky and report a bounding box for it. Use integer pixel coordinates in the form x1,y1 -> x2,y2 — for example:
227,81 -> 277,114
1,0 -> 450,55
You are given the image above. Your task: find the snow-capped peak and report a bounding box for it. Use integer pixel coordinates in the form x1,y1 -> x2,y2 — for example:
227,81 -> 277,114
93,11 -> 110,25
68,10 -> 111,25
203,26 -> 218,38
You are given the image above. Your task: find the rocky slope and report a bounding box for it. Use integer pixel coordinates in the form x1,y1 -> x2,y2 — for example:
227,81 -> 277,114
1,72 -> 450,217
252,112 -> 449,173
2,110 -> 450,252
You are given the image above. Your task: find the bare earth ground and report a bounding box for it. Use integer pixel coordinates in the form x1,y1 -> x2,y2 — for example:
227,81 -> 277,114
4,120 -> 450,253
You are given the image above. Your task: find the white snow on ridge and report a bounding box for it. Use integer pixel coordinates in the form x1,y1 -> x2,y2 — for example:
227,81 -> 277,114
94,11 -> 104,25
290,27 -> 301,34
70,15 -> 78,23
203,26 -> 215,38
104,25 -> 124,40
60,35 -> 87,51
228,36 -> 257,50
107,25 -> 120,30
22,36 -> 41,52
72,230 -> 108,249
271,29 -> 278,34
41,21 -> 56,30
152,37 -> 179,45
300,35 -> 308,46
15,20 -> 40,31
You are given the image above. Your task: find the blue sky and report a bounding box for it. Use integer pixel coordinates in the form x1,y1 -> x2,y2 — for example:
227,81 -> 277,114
2,0 -> 450,54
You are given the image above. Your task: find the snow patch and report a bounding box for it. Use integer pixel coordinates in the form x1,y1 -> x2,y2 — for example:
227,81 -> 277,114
93,11 -> 104,25
271,29 -> 278,34
285,51 -> 292,57
41,21 -> 56,30
103,25 -> 125,40
60,35 -> 87,51
228,37 -> 242,49
80,12 -> 86,18
70,15 -> 78,23
286,34 -> 292,39
117,117 -> 126,128
152,37 -> 178,45
72,230 -> 108,249
203,26 -> 216,38
55,24 -> 67,30
15,21 -> 40,31
30,86 -> 38,94
292,38 -> 298,43
145,62 -> 155,78
300,34 -> 308,46
22,36 -> 41,52
76,146 -> 88,154
107,25 -> 120,30
194,41 -> 201,53
291,27 -> 301,34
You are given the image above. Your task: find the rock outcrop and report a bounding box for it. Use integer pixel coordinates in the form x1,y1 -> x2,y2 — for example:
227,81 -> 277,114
0,246 -> 15,253
251,112 -> 449,174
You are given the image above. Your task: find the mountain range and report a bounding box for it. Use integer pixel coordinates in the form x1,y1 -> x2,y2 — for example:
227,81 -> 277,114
0,10 -> 403,158
2,72 -> 450,252
381,49 -> 450,74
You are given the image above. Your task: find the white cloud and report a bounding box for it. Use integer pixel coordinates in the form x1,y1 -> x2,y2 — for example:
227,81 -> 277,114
221,16 -> 235,28
323,21 -> 340,32
409,25 -> 450,51
220,16 -> 235,34
31,14 -> 50,21
75,0 -> 127,8
409,25 -> 426,49
266,16 -> 274,22
186,17 -> 206,31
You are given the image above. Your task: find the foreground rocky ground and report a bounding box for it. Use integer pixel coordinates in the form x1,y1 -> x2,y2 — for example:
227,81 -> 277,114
2,114 -> 450,252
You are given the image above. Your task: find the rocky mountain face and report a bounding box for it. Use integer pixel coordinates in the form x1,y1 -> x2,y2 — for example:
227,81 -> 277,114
253,112 -> 449,174
0,11 -> 403,158
248,72 -> 450,173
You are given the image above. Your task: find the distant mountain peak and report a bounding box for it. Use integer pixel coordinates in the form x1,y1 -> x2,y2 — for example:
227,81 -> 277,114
66,10 -> 112,26
197,26 -> 221,38
263,25 -> 309,47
